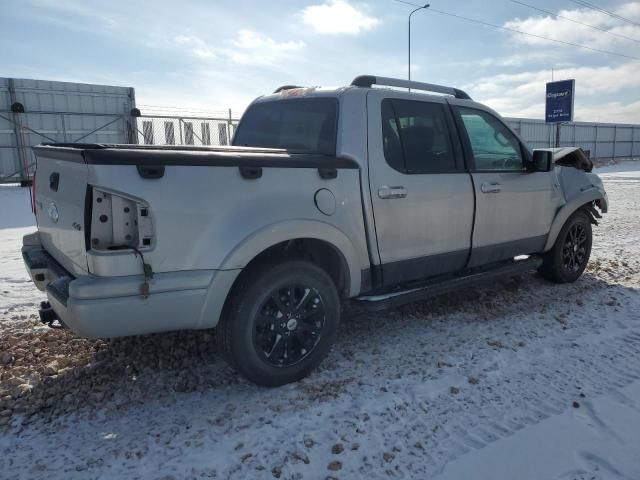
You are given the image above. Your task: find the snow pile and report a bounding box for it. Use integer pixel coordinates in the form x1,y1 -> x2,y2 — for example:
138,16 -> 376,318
0,165 -> 639,479
0,184 -> 34,229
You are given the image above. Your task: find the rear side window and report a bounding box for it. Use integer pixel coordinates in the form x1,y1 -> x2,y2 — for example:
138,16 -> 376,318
233,98 -> 338,155
381,99 -> 456,173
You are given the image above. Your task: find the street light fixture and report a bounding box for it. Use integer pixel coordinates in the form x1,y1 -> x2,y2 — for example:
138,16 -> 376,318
408,3 -> 430,88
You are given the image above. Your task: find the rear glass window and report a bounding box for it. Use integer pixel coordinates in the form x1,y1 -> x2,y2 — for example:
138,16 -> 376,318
232,98 -> 338,155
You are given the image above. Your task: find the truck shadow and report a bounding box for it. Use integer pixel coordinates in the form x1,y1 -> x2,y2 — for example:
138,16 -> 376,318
2,264 -> 638,429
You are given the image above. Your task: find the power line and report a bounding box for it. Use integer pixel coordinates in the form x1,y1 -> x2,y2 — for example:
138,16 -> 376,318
568,0 -> 640,28
391,0 -> 640,61
510,0 -> 640,44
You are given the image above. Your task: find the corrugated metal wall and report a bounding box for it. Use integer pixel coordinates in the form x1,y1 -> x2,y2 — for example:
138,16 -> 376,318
506,117 -> 640,160
0,77 -> 135,183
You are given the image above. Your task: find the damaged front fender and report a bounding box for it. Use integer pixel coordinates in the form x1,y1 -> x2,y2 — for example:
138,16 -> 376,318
542,147 -> 608,251
544,187 -> 607,251
551,147 -> 594,172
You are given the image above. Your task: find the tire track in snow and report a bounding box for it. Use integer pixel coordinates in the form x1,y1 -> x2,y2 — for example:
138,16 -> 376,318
334,296 -> 640,479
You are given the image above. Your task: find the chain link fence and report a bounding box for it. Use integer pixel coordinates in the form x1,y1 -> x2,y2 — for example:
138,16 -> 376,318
0,109 -> 241,184
133,113 -> 239,147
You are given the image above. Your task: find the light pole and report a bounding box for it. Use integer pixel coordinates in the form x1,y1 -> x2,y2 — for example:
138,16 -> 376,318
408,4 -> 429,87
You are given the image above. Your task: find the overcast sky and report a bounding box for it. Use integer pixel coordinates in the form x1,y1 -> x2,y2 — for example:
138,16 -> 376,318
2,0 -> 639,122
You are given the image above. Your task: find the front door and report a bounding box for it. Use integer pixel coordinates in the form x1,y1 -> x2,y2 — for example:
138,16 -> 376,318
366,90 -> 475,286
452,105 -> 558,267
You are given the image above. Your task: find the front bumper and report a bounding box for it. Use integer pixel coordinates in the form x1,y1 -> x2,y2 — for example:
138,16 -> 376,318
22,232 -> 240,338
598,191 -> 609,213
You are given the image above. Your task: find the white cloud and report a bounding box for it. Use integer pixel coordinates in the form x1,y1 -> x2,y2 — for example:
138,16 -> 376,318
467,62 -> 640,97
172,30 -> 305,66
504,2 -> 640,51
464,2 -> 640,122
578,100 -> 640,123
618,1 -> 640,19
301,0 -> 379,35
192,48 -> 217,60
229,30 -> 305,65
172,35 -> 217,59
453,51 -> 575,69
465,62 -> 640,122
27,0 -> 119,32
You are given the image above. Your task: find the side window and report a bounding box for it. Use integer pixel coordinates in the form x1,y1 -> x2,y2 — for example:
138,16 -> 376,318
381,100 -> 403,171
458,107 -> 524,171
381,99 -> 456,173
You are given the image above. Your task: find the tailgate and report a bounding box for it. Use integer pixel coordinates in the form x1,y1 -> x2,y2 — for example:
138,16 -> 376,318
33,146 -> 89,276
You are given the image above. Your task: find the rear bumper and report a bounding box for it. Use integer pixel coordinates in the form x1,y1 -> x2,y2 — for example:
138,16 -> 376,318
22,232 -> 240,338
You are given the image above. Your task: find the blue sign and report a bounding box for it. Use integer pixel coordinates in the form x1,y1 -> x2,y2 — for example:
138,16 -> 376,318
546,79 -> 575,123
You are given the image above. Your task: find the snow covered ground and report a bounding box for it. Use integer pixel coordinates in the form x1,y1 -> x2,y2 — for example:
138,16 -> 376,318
1,163 -> 639,479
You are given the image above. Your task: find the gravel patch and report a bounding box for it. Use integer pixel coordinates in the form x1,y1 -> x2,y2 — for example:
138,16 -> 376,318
0,324 -> 239,431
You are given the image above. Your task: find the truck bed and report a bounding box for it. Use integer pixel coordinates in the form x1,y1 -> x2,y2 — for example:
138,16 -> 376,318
31,143 -> 368,281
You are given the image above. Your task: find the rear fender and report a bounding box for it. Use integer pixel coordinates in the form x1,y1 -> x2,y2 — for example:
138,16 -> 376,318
196,220 -> 362,329
219,219 -> 362,295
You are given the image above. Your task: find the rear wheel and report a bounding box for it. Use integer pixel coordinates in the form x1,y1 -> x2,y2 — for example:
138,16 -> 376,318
539,210 -> 592,283
217,260 -> 340,386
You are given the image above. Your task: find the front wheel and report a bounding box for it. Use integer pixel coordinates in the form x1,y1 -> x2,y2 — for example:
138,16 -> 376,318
539,210 -> 592,283
217,260 -> 340,386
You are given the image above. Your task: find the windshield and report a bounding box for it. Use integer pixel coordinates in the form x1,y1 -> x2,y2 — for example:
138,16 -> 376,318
232,98 -> 338,155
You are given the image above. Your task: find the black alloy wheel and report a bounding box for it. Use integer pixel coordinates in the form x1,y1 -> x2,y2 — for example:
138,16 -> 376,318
562,222 -> 589,274
253,284 -> 326,367
539,210 -> 592,284
217,260 -> 340,386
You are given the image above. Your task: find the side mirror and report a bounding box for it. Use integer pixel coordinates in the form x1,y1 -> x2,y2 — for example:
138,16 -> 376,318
530,150 -> 552,172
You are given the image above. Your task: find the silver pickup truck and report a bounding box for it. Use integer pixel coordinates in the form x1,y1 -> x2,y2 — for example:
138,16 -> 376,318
23,75 -> 608,386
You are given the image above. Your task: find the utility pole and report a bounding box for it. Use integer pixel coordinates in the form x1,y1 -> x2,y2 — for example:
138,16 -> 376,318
408,4 -> 430,89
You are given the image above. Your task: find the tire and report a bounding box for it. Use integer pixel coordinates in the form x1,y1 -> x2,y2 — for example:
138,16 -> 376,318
217,260 -> 340,386
539,210 -> 592,283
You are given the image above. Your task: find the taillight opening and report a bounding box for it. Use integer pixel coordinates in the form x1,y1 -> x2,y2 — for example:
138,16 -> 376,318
88,187 -> 154,251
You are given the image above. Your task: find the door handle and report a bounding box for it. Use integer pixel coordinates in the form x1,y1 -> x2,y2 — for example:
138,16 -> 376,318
378,186 -> 408,199
480,182 -> 502,193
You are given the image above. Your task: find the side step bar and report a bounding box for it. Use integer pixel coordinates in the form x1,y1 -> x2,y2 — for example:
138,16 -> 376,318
351,256 -> 542,312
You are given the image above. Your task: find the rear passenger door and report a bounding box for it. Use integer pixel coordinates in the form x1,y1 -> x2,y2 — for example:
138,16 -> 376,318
367,90 -> 475,286
451,104 -> 557,267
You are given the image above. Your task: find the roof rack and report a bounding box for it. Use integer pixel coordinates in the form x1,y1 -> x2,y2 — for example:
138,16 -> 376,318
351,75 -> 471,100
273,85 -> 303,93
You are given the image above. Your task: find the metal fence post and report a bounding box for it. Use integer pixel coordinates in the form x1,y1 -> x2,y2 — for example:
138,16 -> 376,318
128,88 -> 137,144
178,118 -> 184,145
517,119 -> 522,138
612,125 -> 617,160
594,124 -> 598,160
7,78 -> 29,183
61,113 -> 68,142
